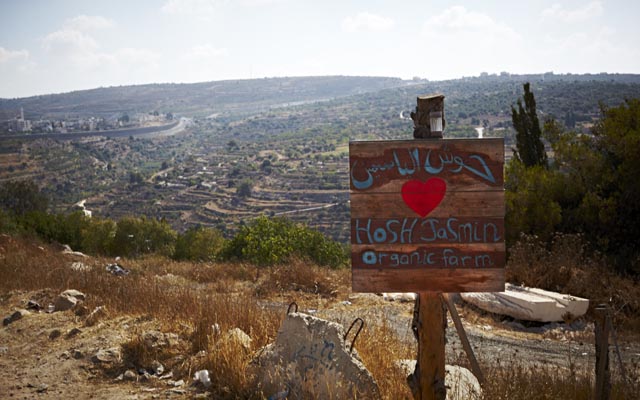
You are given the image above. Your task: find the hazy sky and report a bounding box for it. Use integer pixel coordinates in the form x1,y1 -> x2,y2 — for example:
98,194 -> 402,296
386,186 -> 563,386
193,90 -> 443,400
1,0 -> 639,98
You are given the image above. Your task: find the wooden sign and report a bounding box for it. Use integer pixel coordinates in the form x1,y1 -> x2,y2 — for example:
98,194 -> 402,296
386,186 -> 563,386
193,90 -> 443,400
349,138 -> 505,293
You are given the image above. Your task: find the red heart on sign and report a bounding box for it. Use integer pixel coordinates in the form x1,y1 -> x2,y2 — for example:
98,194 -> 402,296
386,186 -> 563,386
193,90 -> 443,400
401,178 -> 447,217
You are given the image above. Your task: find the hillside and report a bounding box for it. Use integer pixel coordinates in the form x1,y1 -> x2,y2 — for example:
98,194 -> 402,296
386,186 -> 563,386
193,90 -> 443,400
2,73 -> 640,243
1,235 -> 638,399
0,76 -> 405,120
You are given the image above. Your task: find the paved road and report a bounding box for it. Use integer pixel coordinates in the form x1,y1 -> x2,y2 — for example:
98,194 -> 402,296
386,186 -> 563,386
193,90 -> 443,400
0,119 -> 185,142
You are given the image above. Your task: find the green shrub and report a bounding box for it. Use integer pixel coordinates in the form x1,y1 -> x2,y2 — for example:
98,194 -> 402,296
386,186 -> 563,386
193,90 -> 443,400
174,226 -> 226,261
81,217 -> 117,255
111,216 -> 176,257
505,160 -> 562,245
0,209 -> 19,233
15,211 -> 58,240
0,179 -> 48,216
223,216 -> 347,268
54,211 -> 90,251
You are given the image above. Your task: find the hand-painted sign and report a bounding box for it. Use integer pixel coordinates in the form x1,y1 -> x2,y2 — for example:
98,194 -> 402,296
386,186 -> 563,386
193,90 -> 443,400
350,138 -> 505,293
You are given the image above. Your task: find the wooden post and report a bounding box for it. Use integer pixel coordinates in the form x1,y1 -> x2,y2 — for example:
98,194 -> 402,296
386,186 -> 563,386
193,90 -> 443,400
415,293 -> 446,400
443,293 -> 485,385
594,305 -> 611,400
411,95 -> 447,400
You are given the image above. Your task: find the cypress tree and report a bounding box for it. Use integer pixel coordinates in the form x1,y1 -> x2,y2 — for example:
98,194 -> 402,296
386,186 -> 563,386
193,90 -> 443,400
511,83 -> 547,167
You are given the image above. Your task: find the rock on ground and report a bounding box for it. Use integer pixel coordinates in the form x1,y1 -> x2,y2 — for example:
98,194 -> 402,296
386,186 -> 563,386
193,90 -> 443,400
141,330 -> 179,349
382,293 -> 417,302
54,290 -> 86,312
220,327 -> 252,351
253,312 -> 380,400
61,244 -> 88,258
3,309 -> 30,326
92,347 -> 122,364
84,306 -> 107,327
396,360 -> 482,400
70,262 -> 91,272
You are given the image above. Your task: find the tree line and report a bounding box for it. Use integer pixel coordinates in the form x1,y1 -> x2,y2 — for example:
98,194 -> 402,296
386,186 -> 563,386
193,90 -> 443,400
508,83 -> 640,275
0,184 -> 347,269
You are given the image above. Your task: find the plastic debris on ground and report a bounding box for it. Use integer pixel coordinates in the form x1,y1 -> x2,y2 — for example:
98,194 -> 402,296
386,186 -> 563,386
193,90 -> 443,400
106,263 -> 130,276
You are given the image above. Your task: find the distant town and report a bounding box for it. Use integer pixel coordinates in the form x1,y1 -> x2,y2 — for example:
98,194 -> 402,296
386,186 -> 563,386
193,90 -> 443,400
0,108 -> 174,134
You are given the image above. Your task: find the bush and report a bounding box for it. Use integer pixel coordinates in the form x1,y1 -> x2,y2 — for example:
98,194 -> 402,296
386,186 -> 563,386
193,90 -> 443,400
505,160 -> 562,245
13,210 -> 89,251
0,179 -> 48,216
223,216 -> 347,268
111,216 -> 176,257
54,211 -> 90,251
81,217 -> 117,255
174,226 -> 226,261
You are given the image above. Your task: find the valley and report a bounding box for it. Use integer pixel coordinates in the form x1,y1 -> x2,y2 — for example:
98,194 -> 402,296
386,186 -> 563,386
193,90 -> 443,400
2,74 -> 640,242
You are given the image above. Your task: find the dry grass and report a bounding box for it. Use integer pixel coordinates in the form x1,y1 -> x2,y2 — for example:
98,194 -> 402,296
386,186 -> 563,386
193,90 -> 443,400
255,258 -> 349,298
508,233 -> 640,333
2,233 -> 639,399
356,319 -> 414,399
482,358 -> 639,400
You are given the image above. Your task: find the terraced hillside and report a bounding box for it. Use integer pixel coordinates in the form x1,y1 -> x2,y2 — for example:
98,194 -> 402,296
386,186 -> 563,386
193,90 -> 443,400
2,73 -> 640,242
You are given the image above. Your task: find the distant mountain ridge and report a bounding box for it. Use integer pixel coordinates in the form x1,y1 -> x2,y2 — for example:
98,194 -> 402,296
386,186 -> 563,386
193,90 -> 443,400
0,76 -> 405,120
2,73 -> 640,122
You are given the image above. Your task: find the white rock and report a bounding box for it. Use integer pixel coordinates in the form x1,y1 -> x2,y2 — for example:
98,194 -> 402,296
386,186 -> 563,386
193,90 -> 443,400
123,370 -> 137,381
70,262 -> 91,272
193,370 -> 211,388
150,360 -> 164,375
461,283 -> 589,322
62,289 -> 86,301
221,327 -> 252,351
396,360 -> 482,400
62,245 -> 88,258
382,293 -> 417,302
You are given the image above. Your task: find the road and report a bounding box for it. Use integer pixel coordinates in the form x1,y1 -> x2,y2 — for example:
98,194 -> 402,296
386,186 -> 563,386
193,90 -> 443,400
0,118 -> 190,142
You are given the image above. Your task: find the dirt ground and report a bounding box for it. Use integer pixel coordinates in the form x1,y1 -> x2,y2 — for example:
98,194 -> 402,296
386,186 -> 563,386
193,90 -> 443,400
1,289 -> 639,399
0,290 -> 196,400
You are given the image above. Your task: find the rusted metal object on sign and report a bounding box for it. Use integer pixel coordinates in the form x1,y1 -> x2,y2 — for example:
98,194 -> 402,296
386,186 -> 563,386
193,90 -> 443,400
411,94 -> 445,139
349,138 -> 505,293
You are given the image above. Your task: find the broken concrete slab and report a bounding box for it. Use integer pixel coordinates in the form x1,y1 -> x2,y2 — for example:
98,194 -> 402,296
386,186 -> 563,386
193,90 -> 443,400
396,360 -> 482,400
461,283 -> 589,322
253,312 -> 380,400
